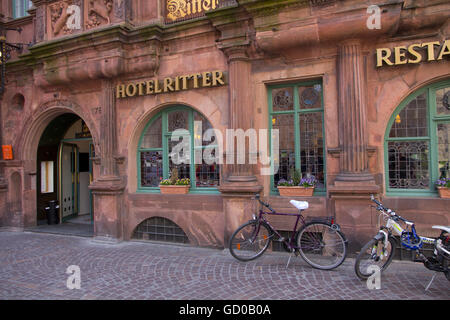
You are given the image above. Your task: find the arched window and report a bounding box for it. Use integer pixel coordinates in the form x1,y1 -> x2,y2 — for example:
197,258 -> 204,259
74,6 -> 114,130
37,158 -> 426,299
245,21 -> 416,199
132,217 -> 189,244
138,106 -> 220,192
385,80 -> 450,195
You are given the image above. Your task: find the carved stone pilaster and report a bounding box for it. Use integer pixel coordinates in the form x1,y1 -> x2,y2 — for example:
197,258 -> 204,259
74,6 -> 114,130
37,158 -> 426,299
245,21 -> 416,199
334,40 -> 375,183
89,79 -> 125,243
215,31 -> 261,192
208,6 -> 261,248
90,79 -> 123,183
329,39 -> 379,243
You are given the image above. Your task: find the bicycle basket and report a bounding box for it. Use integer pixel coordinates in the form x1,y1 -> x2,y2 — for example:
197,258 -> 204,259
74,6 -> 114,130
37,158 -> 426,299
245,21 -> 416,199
400,231 -> 422,250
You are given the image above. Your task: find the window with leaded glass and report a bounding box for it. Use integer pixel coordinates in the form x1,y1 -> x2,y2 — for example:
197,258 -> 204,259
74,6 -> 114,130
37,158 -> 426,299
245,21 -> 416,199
138,106 -> 220,192
269,81 -> 326,193
385,81 -> 450,194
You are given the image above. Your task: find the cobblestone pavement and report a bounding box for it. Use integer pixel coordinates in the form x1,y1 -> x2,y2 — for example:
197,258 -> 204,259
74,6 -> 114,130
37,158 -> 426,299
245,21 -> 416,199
0,231 -> 449,301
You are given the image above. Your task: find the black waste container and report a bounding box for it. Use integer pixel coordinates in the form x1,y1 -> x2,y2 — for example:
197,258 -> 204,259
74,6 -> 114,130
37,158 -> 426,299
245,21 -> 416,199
45,200 -> 60,225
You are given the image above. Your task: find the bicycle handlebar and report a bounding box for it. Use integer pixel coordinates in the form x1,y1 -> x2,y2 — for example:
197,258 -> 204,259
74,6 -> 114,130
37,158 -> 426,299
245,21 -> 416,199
370,194 -> 410,223
255,194 -> 275,213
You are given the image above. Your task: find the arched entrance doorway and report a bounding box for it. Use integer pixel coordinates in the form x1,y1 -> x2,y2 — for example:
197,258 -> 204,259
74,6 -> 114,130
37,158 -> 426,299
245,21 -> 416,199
32,113 -> 95,236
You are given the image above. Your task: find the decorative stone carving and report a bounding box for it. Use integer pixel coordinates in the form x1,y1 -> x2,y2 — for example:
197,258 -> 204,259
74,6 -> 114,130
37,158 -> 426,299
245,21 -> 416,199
49,0 -> 83,37
85,0 -> 113,29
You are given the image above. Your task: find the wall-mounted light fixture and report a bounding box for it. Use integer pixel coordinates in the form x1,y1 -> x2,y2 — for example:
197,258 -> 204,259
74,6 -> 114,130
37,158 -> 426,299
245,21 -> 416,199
0,26 -> 25,95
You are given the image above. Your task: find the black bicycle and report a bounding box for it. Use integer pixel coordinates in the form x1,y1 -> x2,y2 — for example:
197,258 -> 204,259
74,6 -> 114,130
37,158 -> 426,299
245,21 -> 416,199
229,195 -> 348,270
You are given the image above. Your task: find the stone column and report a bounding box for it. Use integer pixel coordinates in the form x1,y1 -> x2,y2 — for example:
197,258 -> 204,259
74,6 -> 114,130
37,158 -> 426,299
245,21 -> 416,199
89,79 -> 125,243
219,45 -> 260,188
210,8 -> 262,246
329,40 -> 379,250
335,40 -> 374,183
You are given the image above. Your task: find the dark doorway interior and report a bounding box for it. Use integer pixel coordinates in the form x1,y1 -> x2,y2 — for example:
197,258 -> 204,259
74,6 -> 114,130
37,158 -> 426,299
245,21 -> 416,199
29,113 -> 94,237
37,113 -> 80,222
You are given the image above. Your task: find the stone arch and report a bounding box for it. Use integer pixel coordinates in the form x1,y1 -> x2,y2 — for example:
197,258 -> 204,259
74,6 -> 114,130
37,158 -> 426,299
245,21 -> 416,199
16,99 -> 100,227
18,99 -> 100,167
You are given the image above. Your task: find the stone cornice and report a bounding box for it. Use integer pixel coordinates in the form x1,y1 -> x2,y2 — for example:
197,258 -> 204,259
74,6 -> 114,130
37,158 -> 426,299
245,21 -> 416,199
6,17 -> 220,84
8,23 -> 164,87
5,0 -> 450,82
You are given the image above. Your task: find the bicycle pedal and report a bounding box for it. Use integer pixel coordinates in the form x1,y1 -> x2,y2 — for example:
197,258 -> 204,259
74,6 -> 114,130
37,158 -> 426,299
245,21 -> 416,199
276,237 -> 286,242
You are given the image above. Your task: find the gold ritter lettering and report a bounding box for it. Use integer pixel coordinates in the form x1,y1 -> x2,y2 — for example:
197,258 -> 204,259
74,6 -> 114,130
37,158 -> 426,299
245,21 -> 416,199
116,70 -> 227,98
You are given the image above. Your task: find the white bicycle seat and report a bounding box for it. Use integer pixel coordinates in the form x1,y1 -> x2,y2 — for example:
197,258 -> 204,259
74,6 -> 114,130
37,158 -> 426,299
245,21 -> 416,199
290,200 -> 309,211
432,226 -> 450,233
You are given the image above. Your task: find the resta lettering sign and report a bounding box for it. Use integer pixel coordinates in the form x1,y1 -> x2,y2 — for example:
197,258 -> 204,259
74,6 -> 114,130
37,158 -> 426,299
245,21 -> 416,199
117,70 -> 226,99
376,39 -> 450,67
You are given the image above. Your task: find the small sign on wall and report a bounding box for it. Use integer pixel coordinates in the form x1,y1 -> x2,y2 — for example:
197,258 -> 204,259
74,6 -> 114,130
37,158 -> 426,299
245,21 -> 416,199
2,145 -> 13,160
41,161 -> 54,194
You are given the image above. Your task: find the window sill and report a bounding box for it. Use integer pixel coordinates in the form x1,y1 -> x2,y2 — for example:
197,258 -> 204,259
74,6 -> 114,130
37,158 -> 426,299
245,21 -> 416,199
136,187 -> 220,195
385,190 -> 439,198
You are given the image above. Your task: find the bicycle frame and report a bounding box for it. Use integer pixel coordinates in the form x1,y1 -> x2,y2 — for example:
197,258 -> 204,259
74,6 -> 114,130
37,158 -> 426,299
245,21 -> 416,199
253,209 -> 306,251
380,212 -> 436,249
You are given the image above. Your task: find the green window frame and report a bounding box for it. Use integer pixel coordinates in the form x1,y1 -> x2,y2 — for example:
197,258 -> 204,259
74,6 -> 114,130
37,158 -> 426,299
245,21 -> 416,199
12,0 -> 32,19
384,79 -> 450,197
268,80 -> 326,195
137,105 -> 220,194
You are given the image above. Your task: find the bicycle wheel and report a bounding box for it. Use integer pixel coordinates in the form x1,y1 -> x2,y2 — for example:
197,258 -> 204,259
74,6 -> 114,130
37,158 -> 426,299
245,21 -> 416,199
354,236 -> 396,280
296,222 -> 347,270
229,220 -> 273,262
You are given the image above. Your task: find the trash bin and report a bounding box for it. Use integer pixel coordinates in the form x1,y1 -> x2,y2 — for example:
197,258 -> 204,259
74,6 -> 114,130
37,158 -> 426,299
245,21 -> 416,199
45,200 -> 60,225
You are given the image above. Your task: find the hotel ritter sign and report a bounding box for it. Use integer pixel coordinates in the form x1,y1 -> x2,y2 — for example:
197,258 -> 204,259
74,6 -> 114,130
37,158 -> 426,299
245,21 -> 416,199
376,39 -> 450,67
116,71 -> 226,99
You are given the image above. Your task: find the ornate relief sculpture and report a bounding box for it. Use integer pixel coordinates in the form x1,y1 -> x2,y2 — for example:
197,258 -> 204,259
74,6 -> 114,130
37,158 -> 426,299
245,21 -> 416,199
49,0 -> 82,36
86,0 -> 113,29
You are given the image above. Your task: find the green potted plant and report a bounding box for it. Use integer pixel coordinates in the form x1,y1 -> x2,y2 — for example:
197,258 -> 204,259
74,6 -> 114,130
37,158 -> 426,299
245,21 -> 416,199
435,178 -> 450,198
277,169 -> 316,197
159,168 -> 191,194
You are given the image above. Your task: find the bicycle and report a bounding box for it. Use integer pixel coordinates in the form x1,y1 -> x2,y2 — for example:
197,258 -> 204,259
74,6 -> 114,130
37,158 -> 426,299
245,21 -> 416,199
228,194 -> 348,270
354,195 -> 450,289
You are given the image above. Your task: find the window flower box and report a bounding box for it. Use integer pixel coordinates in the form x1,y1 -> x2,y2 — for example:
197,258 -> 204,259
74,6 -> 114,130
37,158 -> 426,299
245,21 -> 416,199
436,179 -> 450,198
159,185 -> 190,194
277,175 -> 316,197
159,175 -> 191,194
277,186 -> 314,197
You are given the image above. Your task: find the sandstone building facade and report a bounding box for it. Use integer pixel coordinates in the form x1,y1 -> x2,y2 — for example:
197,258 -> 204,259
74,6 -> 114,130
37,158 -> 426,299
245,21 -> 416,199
0,0 -> 449,251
